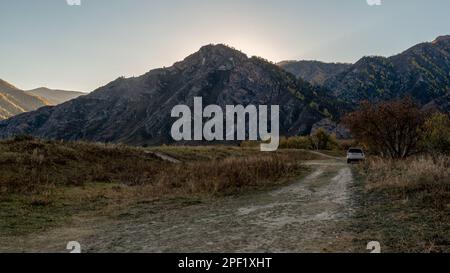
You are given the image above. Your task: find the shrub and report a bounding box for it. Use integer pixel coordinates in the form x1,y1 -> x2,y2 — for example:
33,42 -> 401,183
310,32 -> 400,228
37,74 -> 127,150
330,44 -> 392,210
420,112 -> 450,158
310,129 -> 340,150
343,97 -> 426,159
279,136 -> 313,149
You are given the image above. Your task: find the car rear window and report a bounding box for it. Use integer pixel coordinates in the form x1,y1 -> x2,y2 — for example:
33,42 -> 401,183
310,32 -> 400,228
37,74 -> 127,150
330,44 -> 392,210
349,149 -> 363,154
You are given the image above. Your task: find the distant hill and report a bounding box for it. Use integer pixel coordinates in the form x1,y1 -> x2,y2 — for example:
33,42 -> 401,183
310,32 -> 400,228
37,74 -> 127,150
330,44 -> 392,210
27,87 -> 85,105
0,79 -> 49,120
278,60 -> 351,85
324,35 -> 450,111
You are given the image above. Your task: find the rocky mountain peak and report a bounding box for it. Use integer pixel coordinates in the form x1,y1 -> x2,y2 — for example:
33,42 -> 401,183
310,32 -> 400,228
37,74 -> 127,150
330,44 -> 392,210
431,35 -> 450,52
198,44 -> 247,59
432,35 -> 450,44
172,44 -> 248,72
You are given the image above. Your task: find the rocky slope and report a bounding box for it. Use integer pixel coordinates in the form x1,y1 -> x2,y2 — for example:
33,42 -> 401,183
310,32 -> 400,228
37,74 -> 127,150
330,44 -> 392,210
0,79 -> 49,120
0,45 -> 332,145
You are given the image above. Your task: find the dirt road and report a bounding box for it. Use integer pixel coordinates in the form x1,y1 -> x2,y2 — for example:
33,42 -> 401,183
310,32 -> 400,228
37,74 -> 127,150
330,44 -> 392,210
1,157 -> 358,253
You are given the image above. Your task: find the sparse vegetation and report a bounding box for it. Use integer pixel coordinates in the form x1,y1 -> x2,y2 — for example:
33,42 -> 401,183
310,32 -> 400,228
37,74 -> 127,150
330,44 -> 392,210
351,155 -> 450,252
0,137 -> 321,196
361,156 -> 450,207
270,130 -> 341,151
0,137 -> 321,236
279,136 -> 314,150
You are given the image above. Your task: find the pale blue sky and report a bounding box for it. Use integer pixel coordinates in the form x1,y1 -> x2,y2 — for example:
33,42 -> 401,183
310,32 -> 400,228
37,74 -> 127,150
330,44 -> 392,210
1,0 -> 449,91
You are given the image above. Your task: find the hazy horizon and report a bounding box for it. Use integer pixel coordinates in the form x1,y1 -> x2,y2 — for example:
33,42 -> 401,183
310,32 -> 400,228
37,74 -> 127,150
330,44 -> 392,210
1,0 -> 450,92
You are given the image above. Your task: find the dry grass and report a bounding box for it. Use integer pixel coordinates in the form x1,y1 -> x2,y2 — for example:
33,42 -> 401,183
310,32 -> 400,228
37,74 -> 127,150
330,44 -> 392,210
150,145 -> 262,162
0,137 -> 318,197
146,155 -> 301,197
0,138 -> 319,234
352,155 -> 450,252
0,137 -> 165,195
0,137 -> 319,236
361,155 -> 450,208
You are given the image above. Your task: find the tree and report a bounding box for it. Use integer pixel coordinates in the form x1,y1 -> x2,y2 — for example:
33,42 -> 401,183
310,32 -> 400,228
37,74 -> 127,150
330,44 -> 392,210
342,97 -> 426,159
420,112 -> 450,159
310,128 -> 338,150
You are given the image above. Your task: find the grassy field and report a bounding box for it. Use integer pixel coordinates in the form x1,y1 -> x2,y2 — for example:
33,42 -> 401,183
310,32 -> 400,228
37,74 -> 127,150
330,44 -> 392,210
350,156 -> 450,253
1,136 -> 448,252
0,137 -> 322,237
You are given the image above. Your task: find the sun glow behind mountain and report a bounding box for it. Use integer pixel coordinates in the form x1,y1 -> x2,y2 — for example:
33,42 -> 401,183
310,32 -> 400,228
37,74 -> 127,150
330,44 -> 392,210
1,0 -> 450,91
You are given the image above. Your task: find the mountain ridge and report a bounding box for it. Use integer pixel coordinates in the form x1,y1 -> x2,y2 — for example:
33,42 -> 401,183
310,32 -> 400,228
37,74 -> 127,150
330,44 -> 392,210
1,37 -> 449,144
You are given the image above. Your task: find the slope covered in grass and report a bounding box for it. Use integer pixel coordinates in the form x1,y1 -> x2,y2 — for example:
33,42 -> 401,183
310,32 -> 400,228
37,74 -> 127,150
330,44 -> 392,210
0,137 -> 321,236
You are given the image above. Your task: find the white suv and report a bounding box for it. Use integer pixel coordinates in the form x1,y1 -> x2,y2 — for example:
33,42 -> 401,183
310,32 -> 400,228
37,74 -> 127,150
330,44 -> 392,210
347,148 -> 365,164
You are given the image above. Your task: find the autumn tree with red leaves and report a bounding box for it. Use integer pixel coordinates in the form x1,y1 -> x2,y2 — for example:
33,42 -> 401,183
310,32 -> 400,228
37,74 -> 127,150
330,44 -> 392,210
343,98 -> 427,159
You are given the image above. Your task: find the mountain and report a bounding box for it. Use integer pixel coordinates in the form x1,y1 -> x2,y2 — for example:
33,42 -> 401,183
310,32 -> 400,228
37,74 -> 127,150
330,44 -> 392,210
278,60 -> 351,85
27,88 -> 85,105
0,79 -> 49,120
0,44 -> 333,145
425,92 -> 450,113
1,37 -> 449,144
324,35 -> 450,110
